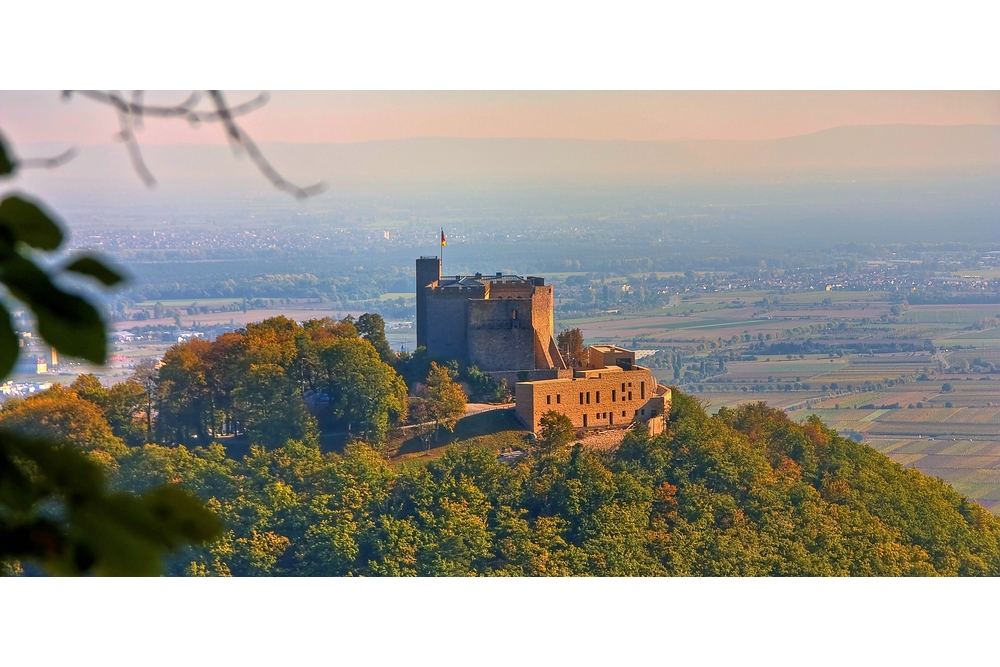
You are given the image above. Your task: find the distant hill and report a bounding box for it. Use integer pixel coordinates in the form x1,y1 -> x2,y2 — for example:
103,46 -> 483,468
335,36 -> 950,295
16,124 -> 1000,195
264,124 -> 1000,182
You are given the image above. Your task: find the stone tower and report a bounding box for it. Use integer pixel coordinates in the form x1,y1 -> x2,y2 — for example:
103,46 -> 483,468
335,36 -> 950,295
415,256 -> 441,349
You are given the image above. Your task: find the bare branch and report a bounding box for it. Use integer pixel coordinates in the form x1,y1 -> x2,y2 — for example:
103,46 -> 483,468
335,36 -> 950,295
190,93 -> 270,123
114,95 -> 156,188
67,90 -> 204,118
65,90 -> 326,198
16,148 -> 78,170
66,90 -> 267,124
208,91 -> 325,199
130,91 -> 145,131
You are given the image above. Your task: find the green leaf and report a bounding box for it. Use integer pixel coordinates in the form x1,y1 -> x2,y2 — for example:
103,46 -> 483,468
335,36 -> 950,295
68,487 -> 221,576
0,133 -> 14,177
137,485 -> 224,545
1,430 -> 221,576
0,193 -> 64,251
0,305 -> 19,379
2,430 -> 106,499
65,255 -> 126,287
0,254 -> 107,364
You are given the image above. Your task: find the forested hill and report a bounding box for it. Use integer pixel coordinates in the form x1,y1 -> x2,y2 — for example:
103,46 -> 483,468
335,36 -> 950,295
99,393 -> 1000,576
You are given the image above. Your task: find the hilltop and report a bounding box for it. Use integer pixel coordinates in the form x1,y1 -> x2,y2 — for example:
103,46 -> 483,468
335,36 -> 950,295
94,392 -> 1000,575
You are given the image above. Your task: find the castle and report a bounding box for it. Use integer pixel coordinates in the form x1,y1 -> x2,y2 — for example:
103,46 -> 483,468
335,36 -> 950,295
416,257 -> 567,372
415,256 -> 671,435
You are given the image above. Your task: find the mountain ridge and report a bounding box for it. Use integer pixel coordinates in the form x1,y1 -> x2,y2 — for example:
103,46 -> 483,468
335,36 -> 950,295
13,124 -> 1000,192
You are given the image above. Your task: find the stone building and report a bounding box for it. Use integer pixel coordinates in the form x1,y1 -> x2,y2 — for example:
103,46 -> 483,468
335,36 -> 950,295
416,256 -> 567,372
515,345 -> 672,435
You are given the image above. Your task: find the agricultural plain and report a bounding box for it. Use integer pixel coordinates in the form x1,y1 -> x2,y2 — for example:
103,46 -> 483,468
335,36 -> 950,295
570,292 -> 1000,511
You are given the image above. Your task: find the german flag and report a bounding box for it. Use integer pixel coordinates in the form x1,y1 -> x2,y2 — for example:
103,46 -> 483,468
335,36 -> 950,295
441,229 -> 446,247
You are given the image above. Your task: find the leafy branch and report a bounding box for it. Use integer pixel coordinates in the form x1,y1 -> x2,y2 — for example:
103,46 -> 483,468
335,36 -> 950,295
0,130 -> 222,575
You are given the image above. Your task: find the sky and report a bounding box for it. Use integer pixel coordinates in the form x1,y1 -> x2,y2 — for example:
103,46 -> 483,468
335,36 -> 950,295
1,91 -> 998,147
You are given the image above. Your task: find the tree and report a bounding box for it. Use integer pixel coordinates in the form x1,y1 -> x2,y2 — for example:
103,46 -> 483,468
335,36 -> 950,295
232,363 -> 318,447
425,361 -> 467,441
0,386 -> 127,458
72,373 -> 149,446
321,337 -> 408,442
70,373 -> 109,405
406,397 -> 436,452
464,365 -> 511,404
557,327 -> 587,367
133,358 -> 159,440
535,411 -> 575,456
356,313 -> 395,364
243,316 -> 299,369
156,339 -> 212,444
102,380 -> 151,446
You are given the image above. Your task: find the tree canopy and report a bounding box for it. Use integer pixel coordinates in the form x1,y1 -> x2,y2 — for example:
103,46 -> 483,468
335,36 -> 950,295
20,385 -> 998,577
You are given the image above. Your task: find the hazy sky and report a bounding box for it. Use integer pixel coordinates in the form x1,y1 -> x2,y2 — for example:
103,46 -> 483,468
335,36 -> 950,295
1,91 -> 998,147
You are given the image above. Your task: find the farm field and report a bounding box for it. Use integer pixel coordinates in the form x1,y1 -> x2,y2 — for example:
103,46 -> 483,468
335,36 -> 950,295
569,290 -> 1000,512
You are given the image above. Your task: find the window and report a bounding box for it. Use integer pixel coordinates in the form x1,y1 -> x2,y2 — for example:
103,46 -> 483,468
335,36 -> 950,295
583,414 -> 588,427
546,395 -> 551,405
622,411 -> 626,417
612,389 -> 617,402
511,309 -> 518,320
556,394 -> 561,404
628,382 -> 632,388
628,391 -> 632,401
596,413 -> 599,419
634,410 -> 639,416
579,392 -> 584,404
621,382 -> 626,392
641,409 -> 646,416
641,381 -> 645,400
595,391 -> 600,403
602,412 -> 607,419
586,392 -> 590,404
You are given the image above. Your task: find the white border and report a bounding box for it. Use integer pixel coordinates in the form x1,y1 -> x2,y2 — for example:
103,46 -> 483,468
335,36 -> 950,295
3,1 -> 998,89
2,1 -> 998,662
3,577 -> 999,664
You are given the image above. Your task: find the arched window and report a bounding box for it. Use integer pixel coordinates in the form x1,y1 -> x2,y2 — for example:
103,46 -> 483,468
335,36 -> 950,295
511,309 -> 518,320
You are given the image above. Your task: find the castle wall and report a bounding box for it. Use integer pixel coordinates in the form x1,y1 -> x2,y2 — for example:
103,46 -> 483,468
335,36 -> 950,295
489,282 -> 535,299
416,258 -> 561,372
467,298 -> 536,371
425,288 -> 476,363
487,368 -> 572,391
529,285 -> 562,368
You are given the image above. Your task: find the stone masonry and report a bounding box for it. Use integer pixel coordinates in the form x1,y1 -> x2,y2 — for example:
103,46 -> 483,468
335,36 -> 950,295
416,257 -> 567,372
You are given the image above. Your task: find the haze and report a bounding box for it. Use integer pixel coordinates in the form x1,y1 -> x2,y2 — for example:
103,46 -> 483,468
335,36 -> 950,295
2,91 -> 999,145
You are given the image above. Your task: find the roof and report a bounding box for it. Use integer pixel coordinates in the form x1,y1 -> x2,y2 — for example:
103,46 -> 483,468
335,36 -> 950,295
590,344 -> 632,354
437,273 -> 544,289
